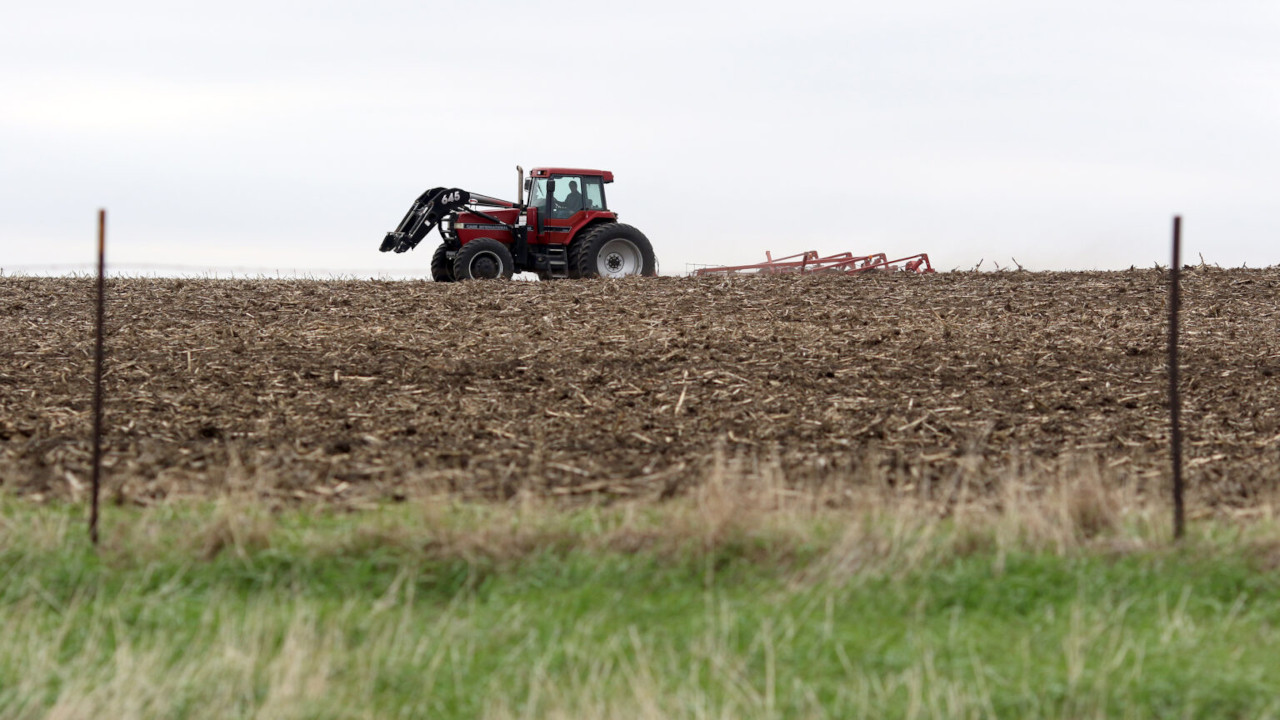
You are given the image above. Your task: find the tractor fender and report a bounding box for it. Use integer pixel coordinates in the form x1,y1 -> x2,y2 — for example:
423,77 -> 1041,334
567,218 -> 617,246
563,219 -> 618,279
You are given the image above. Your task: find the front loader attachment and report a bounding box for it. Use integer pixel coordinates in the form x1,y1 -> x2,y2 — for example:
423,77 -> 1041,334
380,188 -> 519,254
380,188 -> 466,254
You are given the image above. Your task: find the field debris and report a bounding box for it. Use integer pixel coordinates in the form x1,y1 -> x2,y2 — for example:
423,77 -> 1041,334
1,269 -> 1279,507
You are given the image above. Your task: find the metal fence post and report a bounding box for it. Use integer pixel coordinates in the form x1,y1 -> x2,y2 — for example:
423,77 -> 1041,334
1169,216 -> 1185,541
90,209 -> 106,545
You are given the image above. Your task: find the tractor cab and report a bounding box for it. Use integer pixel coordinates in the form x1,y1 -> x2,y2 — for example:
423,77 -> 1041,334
518,168 -> 620,265
525,168 -> 612,221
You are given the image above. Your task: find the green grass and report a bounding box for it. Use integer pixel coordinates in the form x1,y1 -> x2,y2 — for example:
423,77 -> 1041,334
2,497 -> 1280,719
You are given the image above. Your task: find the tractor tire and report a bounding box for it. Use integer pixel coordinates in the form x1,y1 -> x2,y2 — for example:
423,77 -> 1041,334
430,243 -> 455,282
453,238 -> 515,281
574,224 -> 656,278
566,236 -> 585,279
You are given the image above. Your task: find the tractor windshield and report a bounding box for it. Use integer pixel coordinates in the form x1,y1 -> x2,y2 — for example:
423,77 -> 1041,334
527,178 -> 548,210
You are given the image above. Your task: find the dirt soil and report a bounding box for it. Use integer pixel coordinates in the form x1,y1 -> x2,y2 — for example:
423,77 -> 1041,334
2,270 -> 1279,507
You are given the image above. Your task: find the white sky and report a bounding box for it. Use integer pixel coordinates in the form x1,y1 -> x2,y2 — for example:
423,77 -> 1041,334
2,0 -> 1278,276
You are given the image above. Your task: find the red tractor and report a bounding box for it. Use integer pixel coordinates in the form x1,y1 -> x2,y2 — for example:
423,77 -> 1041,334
380,166 -> 657,281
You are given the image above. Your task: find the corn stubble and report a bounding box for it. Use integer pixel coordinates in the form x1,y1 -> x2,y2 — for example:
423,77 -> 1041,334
1,268 -> 1278,508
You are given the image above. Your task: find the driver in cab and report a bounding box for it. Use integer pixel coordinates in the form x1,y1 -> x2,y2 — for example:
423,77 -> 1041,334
557,180 -> 584,215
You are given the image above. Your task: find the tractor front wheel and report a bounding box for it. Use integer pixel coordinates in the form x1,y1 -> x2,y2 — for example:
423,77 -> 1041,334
575,224 -> 656,278
430,243 -> 456,282
453,238 -> 515,281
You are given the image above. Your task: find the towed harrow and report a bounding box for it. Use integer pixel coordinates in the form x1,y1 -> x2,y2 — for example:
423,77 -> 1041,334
692,250 -> 935,277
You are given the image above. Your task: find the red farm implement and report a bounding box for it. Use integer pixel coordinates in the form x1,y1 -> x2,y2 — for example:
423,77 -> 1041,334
692,250 -> 935,277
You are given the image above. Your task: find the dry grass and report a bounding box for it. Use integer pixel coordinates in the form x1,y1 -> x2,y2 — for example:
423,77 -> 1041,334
4,453 -> 1280,719
9,450 -> 1274,576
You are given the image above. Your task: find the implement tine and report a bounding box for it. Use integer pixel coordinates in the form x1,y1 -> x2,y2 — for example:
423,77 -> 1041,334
693,250 -> 935,276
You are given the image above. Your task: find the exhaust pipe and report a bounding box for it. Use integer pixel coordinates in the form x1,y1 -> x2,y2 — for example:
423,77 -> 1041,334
516,165 -> 524,206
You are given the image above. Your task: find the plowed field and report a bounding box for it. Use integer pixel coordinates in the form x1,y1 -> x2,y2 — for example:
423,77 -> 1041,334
2,270 -> 1279,507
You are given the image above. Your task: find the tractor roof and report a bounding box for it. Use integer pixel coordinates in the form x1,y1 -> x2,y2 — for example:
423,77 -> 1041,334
530,167 -> 614,183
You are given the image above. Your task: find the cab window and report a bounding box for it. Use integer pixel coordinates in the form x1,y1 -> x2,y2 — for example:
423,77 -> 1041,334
549,175 -> 585,219
527,178 -> 548,210
583,177 -> 605,210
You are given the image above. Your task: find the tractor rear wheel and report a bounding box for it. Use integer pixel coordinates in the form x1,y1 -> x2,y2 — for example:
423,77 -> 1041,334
430,243 -> 455,282
574,224 -> 656,278
453,238 -> 515,281
566,237 -> 584,279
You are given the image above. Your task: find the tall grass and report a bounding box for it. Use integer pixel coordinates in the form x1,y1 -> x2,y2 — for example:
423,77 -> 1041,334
3,458 -> 1280,718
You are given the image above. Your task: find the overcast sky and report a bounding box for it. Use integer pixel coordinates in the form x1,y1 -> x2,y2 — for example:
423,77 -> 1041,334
2,0 -> 1278,277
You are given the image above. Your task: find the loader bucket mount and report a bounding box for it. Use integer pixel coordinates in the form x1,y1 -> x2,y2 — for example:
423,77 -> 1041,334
380,188 -> 519,254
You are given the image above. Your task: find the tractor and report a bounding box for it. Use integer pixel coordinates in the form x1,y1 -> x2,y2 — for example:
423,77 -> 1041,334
380,166 -> 657,281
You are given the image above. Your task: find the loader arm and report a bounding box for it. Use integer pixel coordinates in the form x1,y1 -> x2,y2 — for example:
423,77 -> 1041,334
380,189 -> 520,254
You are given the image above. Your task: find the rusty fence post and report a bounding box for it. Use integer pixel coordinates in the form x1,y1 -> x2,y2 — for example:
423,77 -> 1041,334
1168,216 -> 1185,541
90,209 -> 106,545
